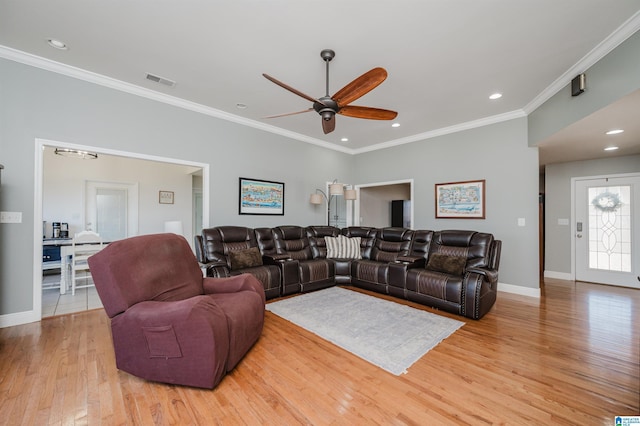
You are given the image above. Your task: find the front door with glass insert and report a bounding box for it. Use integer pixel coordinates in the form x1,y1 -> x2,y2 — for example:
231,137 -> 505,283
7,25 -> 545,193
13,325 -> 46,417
575,175 -> 640,288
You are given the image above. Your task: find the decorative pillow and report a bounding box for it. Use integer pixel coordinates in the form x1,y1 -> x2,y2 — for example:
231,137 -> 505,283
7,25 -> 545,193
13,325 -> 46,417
326,235 -> 362,259
425,253 -> 466,276
228,247 -> 263,270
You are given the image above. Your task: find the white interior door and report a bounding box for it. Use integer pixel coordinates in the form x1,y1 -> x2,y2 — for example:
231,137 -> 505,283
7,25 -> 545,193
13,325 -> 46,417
85,180 -> 139,241
575,175 -> 640,288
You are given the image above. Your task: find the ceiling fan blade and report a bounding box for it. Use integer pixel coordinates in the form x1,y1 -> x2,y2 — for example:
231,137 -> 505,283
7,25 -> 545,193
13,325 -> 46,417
322,115 -> 336,134
332,67 -> 388,107
263,108 -> 313,119
338,105 -> 398,120
263,73 -> 326,106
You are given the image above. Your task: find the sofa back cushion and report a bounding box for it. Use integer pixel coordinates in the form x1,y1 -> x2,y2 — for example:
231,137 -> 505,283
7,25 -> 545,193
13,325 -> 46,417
428,230 -> 495,272
255,227 -> 277,256
201,226 -> 258,269
370,227 -> 413,262
410,230 -> 434,258
88,233 -> 204,318
306,226 -> 341,258
341,226 -> 377,259
273,225 -> 312,261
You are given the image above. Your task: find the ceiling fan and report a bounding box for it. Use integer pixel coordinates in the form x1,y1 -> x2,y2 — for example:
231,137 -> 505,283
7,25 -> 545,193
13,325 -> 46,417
263,49 -> 398,134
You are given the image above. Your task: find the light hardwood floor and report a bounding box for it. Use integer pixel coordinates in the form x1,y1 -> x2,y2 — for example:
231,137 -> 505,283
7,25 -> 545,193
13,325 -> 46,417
1,278 -> 638,425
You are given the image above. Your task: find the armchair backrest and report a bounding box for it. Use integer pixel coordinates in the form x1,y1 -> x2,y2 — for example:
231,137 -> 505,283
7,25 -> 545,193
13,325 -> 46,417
430,230 -> 495,269
87,233 -> 204,318
306,226 -> 341,258
341,226 -> 377,259
201,226 -> 258,268
370,227 -> 413,262
273,225 -> 312,260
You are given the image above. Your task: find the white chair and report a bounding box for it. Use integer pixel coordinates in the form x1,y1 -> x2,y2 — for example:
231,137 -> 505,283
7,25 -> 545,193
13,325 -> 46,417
70,231 -> 103,295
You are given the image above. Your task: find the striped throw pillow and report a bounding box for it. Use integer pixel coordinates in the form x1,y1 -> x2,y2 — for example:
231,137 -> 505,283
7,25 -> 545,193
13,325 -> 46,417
326,235 -> 362,259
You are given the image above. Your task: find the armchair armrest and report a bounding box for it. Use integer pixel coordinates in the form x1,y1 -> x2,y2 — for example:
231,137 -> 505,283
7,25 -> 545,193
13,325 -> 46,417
203,274 -> 266,305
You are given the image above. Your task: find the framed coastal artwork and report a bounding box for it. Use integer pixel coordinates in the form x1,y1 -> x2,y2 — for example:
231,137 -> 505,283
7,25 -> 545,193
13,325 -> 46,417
435,179 -> 485,219
239,177 -> 285,215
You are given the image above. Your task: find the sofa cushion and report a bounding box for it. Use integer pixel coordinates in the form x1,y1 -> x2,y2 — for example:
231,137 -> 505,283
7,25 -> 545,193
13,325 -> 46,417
326,235 -> 362,259
229,247 -> 263,270
426,253 -> 466,276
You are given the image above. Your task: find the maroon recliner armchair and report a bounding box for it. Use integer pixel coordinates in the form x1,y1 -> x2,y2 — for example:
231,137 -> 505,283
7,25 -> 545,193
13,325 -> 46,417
88,233 -> 265,389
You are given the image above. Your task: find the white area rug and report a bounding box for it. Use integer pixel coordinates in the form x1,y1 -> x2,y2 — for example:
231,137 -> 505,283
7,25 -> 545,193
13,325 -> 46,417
266,287 -> 464,375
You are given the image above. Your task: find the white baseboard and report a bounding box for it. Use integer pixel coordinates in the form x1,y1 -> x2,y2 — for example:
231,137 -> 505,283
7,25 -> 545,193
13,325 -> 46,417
544,270 -> 574,281
498,282 -> 541,298
0,310 -> 40,328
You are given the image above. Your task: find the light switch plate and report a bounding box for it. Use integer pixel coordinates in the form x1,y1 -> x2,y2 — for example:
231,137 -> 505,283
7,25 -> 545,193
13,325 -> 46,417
517,217 -> 526,227
0,211 -> 22,223
558,218 -> 569,226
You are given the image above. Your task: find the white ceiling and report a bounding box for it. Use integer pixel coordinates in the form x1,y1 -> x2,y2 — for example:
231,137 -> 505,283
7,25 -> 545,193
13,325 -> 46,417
1,1 -> 639,165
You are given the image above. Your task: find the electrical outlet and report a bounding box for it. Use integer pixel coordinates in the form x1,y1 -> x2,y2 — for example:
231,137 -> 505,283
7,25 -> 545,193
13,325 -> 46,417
0,211 -> 22,223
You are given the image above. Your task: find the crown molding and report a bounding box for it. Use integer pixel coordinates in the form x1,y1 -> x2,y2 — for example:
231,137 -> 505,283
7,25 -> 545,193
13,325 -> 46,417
523,10 -> 640,114
0,45 -> 530,156
0,45 -> 353,154
353,110 -> 527,154
3,6 -> 639,157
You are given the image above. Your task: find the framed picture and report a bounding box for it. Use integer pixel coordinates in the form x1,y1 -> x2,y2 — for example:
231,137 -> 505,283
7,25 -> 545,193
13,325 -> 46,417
239,177 -> 284,215
159,190 -> 174,204
435,180 -> 485,219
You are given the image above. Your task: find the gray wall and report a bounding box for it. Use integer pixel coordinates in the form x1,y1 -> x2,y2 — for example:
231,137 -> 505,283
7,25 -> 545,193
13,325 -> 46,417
353,118 -> 540,290
544,155 -> 640,274
0,57 -> 351,316
529,31 -> 640,146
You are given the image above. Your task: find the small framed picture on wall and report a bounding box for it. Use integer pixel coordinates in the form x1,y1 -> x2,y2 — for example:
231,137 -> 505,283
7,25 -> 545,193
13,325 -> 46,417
159,190 -> 174,204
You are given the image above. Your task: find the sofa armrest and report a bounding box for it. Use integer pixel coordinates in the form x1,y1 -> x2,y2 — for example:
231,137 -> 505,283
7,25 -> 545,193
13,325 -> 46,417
202,261 -> 230,278
462,268 -> 499,319
395,255 -> 426,268
466,267 -> 499,284
262,253 -> 292,263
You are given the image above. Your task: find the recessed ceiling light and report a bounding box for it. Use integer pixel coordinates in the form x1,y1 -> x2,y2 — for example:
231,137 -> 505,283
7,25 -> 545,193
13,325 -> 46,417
236,103 -> 247,109
47,39 -> 68,50
341,137 -> 349,142
604,146 -> 619,151
605,129 -> 624,135
489,93 -> 502,100
391,123 -> 400,128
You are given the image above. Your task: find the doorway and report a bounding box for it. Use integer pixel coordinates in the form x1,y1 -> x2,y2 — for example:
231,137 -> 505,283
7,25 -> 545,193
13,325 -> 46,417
34,138 -> 210,319
574,173 -> 640,288
354,179 -> 414,228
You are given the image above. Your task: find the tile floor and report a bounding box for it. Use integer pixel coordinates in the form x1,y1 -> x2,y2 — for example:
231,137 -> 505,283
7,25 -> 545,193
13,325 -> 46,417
42,272 -> 103,317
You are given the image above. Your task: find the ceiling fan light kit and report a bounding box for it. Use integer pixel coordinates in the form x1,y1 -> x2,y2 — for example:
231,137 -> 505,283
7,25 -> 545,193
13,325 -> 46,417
263,49 -> 398,134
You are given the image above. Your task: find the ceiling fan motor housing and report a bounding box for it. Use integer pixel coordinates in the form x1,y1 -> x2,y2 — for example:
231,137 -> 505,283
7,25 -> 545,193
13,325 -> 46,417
314,97 -> 338,120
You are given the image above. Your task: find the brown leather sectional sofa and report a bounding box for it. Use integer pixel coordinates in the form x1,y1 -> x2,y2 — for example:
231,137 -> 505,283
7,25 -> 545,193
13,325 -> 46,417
195,225 -> 501,319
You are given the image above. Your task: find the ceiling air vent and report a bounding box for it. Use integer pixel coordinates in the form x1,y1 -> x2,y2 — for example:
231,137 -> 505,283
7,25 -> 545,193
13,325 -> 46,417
145,73 -> 176,87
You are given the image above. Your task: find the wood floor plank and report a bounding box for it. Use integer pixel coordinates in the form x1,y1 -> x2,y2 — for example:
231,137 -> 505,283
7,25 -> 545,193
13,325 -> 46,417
1,279 -> 638,425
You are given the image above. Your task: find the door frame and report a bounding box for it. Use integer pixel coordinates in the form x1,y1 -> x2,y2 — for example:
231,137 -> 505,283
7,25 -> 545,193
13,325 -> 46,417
570,171 -> 640,282
33,138 -> 210,320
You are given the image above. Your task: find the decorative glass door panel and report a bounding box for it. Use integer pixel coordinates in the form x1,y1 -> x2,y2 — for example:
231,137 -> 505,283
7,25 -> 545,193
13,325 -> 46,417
575,176 -> 639,288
